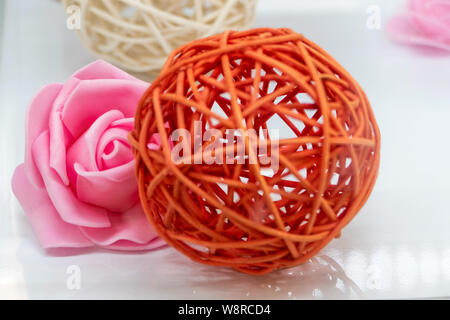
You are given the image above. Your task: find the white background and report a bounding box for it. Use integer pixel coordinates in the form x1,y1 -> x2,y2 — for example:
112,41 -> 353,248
1,0 -> 449,299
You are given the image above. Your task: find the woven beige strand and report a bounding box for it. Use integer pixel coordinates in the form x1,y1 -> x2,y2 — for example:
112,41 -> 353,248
63,0 -> 257,75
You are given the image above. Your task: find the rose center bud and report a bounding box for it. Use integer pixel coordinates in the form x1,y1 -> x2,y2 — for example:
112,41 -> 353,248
96,127 -> 134,170
66,111 -> 137,213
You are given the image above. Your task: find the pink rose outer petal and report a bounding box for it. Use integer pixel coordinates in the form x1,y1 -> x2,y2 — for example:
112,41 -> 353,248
11,165 -> 94,248
80,202 -> 165,250
49,77 -> 81,186
61,80 -> 148,139
25,84 -> 63,189
104,237 -> 167,251
74,162 -> 138,213
32,131 -> 110,228
73,60 -> 144,82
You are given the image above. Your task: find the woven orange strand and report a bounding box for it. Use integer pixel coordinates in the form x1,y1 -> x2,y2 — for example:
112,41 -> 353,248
130,28 -> 381,275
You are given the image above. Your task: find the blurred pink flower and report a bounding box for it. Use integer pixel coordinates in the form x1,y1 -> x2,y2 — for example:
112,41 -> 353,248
387,0 -> 450,52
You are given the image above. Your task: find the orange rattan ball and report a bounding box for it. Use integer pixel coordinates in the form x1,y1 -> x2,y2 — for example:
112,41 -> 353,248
130,28 -> 380,275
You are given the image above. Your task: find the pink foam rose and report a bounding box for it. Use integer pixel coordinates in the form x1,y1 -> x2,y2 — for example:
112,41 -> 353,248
11,60 -> 166,251
387,0 -> 450,52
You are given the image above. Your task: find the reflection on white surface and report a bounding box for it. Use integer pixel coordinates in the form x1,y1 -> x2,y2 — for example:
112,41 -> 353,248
344,250 -> 368,290
443,249 -> 450,282
369,247 -> 393,290
396,246 -> 418,289
14,240 -> 364,299
419,245 -> 439,285
1,0 -> 450,299
8,238 -> 450,299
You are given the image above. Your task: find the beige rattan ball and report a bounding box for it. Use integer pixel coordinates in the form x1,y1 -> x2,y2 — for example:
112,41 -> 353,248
63,0 -> 257,74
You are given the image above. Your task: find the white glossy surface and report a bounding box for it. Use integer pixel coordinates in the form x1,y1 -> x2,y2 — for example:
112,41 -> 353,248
1,0 -> 449,299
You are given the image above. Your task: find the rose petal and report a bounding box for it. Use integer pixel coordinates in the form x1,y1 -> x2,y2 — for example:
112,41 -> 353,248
46,60 -> 148,186
32,131 -> 110,228
12,164 -> 94,248
61,80 -> 147,139
74,161 -> 138,212
66,110 -> 125,180
25,84 -> 63,188
99,138 -> 134,170
99,118 -> 135,170
48,77 -> 81,186
103,238 -> 167,251
111,117 -> 134,129
80,202 -> 163,249
66,110 -> 136,210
